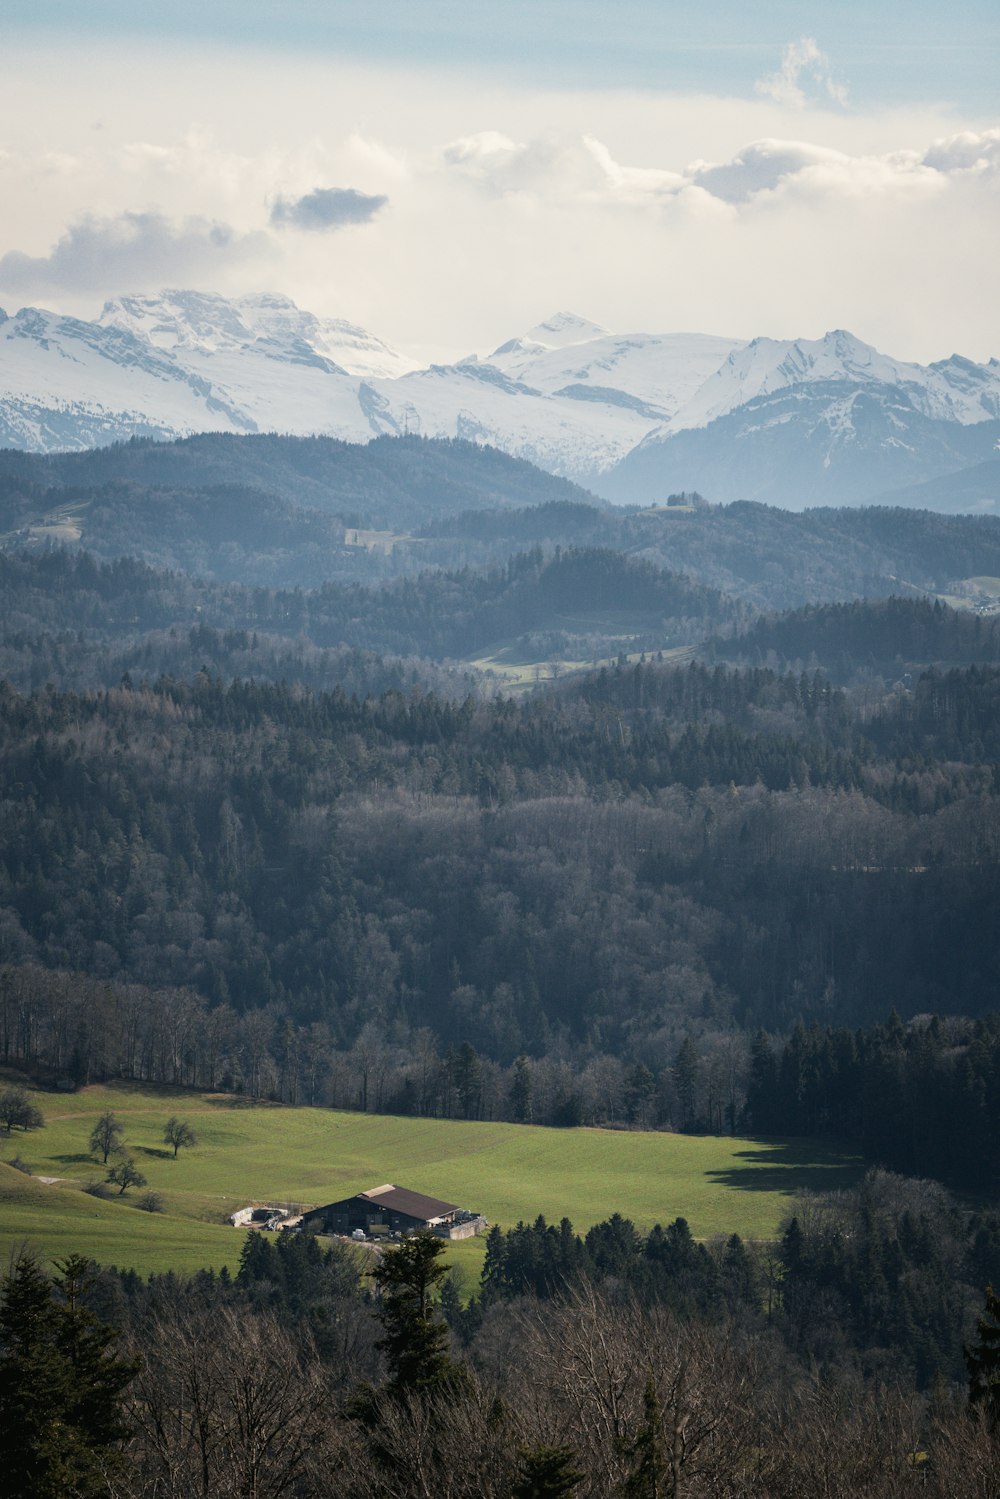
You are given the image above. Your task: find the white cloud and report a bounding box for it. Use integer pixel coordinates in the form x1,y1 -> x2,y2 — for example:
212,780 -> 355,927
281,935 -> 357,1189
686,140 -> 846,203
755,37 -> 848,110
0,211 -> 271,295
441,131 -> 613,199
0,40 -> 996,361
438,129 -> 977,215
922,128 -> 1000,176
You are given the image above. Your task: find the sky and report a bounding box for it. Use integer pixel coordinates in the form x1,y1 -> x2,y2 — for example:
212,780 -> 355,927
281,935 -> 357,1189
0,1 -> 997,363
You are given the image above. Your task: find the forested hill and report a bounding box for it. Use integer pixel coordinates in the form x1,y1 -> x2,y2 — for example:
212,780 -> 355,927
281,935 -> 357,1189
4,550 -> 998,698
0,547 -> 739,689
0,432 -> 598,530
302,545 -> 738,660
717,596 -> 1000,678
4,431 -> 1000,606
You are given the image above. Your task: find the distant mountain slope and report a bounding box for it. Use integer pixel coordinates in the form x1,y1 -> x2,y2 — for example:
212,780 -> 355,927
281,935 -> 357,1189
871,457 -> 1000,514
602,381 -> 1000,508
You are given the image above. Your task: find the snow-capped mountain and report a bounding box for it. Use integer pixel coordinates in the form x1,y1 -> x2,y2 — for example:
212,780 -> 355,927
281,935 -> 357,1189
99,291 -> 417,380
605,381 -> 1000,509
0,292 -> 699,480
486,314 -> 743,423
663,330 -> 1000,432
595,328 -> 1000,507
1,289 -> 998,509
0,304 -> 255,451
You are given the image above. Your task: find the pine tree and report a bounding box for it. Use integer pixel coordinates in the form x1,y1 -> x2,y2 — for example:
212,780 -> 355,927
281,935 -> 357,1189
672,1038 -> 700,1127
510,1055 -> 534,1122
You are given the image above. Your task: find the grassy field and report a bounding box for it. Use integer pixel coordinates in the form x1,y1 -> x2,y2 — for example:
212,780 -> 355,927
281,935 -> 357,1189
935,575 -> 1000,611
471,637 -> 696,689
0,1079 -> 862,1282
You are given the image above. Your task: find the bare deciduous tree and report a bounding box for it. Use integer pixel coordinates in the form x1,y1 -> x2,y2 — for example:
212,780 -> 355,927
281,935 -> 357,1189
122,1303 -> 348,1498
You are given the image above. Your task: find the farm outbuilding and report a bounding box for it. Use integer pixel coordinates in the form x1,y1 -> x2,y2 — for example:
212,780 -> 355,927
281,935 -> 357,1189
301,1183 -> 485,1239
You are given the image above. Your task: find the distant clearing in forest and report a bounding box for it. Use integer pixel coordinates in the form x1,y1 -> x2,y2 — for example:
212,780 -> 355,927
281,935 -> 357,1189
471,634 -> 696,687
0,1079 -> 862,1279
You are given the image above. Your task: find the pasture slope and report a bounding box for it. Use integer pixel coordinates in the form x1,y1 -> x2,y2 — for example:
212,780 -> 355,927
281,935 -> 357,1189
0,1079 -> 862,1280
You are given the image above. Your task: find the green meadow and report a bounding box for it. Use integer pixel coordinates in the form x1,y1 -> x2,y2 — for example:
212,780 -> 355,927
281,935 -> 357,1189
0,1079 -> 863,1281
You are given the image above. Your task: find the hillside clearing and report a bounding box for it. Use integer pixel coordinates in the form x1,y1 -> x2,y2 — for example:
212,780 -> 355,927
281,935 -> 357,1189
0,1080 -> 862,1279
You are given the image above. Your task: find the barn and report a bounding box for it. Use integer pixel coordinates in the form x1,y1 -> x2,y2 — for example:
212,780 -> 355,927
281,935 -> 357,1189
301,1183 -> 484,1239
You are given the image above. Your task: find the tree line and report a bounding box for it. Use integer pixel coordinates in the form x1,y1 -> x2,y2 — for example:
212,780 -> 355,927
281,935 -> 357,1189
747,1012 -> 1000,1192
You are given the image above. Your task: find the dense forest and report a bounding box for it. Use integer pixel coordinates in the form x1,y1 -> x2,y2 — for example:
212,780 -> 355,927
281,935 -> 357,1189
2,654 -> 1000,1093
3,458 -> 1000,1179
719,595 -> 1000,680
0,546 -> 738,685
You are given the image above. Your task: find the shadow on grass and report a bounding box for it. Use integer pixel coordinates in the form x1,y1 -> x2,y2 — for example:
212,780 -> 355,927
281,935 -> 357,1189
52,1152 -> 96,1165
138,1146 -> 172,1160
705,1141 -> 865,1196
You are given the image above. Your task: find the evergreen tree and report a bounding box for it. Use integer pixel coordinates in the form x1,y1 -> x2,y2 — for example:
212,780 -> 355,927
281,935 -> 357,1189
967,1283 -> 1000,1423
0,1251 -> 136,1499
622,1375 -> 669,1498
672,1038 -> 700,1127
510,1056 -> 534,1123
372,1233 -> 460,1394
512,1444 -> 584,1498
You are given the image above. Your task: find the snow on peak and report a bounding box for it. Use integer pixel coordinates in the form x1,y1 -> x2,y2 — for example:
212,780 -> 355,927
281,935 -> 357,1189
669,330 -> 917,431
4,292 -> 998,473
98,288 -> 417,379
667,328 -> 1000,432
488,335 -> 548,360
522,312 -> 610,348
99,290 -> 257,353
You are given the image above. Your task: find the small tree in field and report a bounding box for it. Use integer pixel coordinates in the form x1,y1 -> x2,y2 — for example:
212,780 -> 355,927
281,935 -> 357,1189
163,1116 -> 197,1158
0,1085 -> 44,1133
107,1155 -> 146,1196
88,1111 -> 124,1164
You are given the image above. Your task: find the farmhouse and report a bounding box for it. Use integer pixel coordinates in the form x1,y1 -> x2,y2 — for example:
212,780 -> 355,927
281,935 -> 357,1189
301,1183 -> 485,1240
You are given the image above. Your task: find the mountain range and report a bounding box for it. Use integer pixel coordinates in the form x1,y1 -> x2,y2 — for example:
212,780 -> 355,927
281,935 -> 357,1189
1,289 -> 998,511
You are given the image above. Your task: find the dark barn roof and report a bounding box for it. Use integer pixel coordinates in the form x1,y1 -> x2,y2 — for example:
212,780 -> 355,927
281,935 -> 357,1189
357,1183 -> 459,1220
